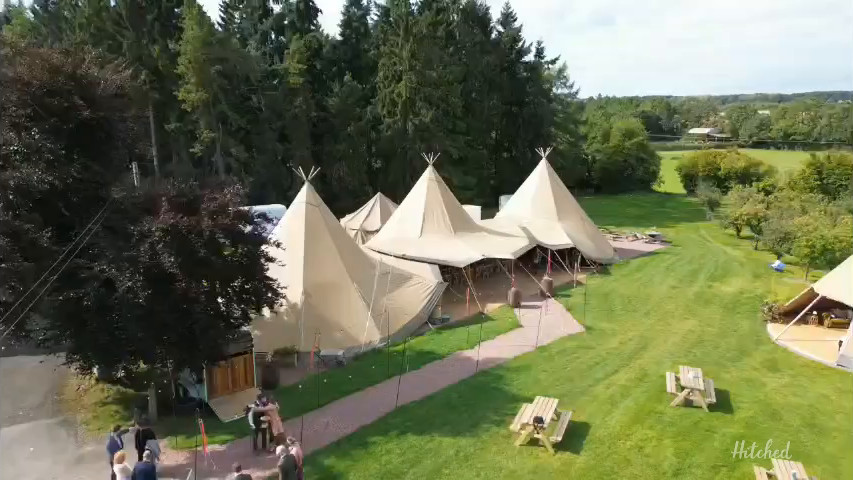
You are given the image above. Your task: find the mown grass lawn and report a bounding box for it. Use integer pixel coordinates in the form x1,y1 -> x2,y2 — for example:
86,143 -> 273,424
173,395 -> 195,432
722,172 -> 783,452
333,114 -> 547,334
301,192 -> 852,479
154,307 -> 520,449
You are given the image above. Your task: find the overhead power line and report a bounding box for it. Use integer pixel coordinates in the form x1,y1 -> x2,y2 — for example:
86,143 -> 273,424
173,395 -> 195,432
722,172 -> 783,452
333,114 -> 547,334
0,199 -> 113,341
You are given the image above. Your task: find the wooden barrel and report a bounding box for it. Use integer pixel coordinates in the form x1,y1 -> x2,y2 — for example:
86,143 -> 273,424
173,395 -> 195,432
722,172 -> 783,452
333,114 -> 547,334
507,287 -> 522,308
540,275 -> 554,297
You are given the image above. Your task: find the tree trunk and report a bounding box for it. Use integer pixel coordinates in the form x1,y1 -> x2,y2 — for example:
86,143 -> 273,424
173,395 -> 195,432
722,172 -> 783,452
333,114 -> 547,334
147,382 -> 158,422
804,264 -> 811,280
148,100 -> 161,179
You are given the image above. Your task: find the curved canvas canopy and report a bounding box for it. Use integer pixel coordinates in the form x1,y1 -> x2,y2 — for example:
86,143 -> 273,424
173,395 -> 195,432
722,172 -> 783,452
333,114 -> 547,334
251,182 -> 445,354
340,192 -> 398,245
491,151 -> 616,263
365,159 -> 534,268
781,254 -> 853,314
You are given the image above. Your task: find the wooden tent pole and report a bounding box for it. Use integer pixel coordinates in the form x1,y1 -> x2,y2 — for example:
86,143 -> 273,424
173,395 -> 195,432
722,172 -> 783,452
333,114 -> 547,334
774,295 -> 823,341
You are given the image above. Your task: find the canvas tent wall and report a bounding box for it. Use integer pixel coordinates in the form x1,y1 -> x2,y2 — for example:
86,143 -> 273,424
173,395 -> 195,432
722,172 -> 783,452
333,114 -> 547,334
251,180 -> 445,354
366,155 -> 534,268
340,192 -> 398,245
486,149 -> 616,263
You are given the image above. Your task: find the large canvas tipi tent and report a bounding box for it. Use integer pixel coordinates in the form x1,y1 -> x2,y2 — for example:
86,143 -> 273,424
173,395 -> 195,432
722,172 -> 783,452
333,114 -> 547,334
251,174 -> 445,354
366,154 -> 534,268
778,254 -> 853,368
487,148 -> 616,263
340,192 -> 398,245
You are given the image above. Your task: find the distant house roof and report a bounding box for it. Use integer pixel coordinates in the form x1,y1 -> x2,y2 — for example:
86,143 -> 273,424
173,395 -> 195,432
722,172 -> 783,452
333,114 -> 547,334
687,127 -> 721,135
757,110 -> 771,115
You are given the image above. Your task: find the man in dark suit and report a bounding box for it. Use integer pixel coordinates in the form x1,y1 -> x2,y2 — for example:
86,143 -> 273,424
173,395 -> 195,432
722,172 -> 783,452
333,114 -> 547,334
106,424 -> 129,480
247,394 -> 272,452
133,419 -> 157,462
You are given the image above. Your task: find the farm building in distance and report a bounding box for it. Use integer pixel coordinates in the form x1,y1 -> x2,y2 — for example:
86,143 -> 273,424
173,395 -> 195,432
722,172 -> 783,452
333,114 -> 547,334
686,127 -> 732,142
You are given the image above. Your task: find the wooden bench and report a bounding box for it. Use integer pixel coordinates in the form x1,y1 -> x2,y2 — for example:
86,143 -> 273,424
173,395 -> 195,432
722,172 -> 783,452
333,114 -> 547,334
703,378 -> 717,405
753,465 -> 770,480
548,409 -> 572,444
509,403 -> 533,432
665,372 -> 680,395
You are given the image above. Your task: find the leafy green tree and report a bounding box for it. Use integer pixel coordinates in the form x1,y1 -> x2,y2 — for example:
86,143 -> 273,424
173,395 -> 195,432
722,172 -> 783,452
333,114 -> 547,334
720,185 -> 767,246
676,149 -> 776,195
791,213 -> 853,279
787,151 -> 853,202
585,117 -> 660,192
0,44 -> 282,374
725,104 -> 758,138
696,182 -> 722,219
739,113 -> 771,144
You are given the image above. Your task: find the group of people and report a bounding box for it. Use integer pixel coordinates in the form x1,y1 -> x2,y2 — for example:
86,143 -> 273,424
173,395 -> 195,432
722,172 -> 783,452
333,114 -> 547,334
105,420 -> 161,480
104,393 -> 302,480
243,393 -> 304,480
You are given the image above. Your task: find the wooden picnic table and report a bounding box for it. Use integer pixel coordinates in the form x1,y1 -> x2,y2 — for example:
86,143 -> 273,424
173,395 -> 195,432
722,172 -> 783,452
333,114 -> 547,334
667,366 -> 716,412
509,396 -> 571,455
754,459 -> 810,479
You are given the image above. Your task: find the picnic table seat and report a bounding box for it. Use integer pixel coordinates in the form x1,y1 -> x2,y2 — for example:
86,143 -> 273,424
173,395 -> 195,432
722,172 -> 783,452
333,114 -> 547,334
753,465 -> 770,480
548,410 -> 572,444
703,378 -> 717,404
665,372 -> 680,395
509,403 -> 533,432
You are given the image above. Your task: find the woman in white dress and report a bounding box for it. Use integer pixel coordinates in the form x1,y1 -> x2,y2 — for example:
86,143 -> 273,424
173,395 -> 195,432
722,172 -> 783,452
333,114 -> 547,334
112,451 -> 132,480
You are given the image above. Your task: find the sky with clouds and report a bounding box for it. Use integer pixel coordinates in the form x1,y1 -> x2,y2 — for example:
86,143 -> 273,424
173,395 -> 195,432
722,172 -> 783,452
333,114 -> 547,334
198,0 -> 853,97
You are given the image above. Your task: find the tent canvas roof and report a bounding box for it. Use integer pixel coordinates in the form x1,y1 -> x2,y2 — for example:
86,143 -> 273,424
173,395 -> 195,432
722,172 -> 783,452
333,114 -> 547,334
781,254 -> 853,314
251,181 -> 444,353
340,192 -> 398,244
490,154 -> 616,262
365,161 -> 534,268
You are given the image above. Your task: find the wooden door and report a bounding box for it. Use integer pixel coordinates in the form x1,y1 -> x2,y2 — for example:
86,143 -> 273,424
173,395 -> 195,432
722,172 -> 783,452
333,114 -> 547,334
206,353 -> 255,399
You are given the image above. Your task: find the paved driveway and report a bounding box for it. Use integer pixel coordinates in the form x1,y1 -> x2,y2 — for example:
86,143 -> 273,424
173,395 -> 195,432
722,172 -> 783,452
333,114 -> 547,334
0,355 -> 107,480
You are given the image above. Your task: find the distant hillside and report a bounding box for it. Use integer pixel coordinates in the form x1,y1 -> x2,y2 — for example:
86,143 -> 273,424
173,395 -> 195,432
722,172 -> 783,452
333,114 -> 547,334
589,91 -> 852,105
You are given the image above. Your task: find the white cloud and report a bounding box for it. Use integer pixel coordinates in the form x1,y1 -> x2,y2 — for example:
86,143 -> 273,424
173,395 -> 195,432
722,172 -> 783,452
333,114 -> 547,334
198,0 -> 853,96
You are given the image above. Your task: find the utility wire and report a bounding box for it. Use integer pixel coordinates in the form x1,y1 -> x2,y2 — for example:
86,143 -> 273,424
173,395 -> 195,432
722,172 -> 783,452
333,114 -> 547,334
0,199 -> 112,340
0,199 -> 113,328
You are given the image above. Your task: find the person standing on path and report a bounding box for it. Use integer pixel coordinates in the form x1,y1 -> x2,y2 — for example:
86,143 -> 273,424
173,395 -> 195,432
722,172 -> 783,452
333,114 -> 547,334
276,445 -> 298,480
131,450 -> 158,480
286,437 -> 304,480
133,420 -> 157,462
106,424 -> 129,480
231,462 -> 253,480
112,451 -> 133,480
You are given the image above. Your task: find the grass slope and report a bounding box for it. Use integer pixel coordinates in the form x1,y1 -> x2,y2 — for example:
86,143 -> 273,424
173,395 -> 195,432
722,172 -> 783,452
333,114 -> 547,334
301,193 -> 852,480
141,308 -> 519,449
